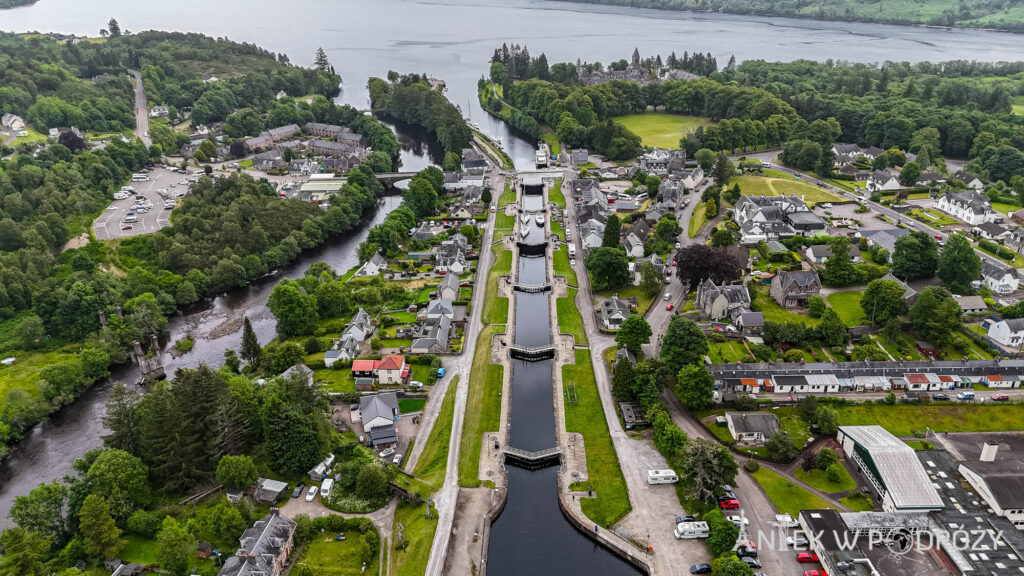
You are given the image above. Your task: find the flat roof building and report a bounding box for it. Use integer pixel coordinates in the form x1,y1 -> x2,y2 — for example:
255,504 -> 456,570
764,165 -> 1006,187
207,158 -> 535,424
837,425 -> 943,511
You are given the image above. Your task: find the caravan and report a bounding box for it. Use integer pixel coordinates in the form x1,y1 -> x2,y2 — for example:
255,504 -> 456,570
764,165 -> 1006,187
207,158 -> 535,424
674,521 -> 709,539
647,469 -> 678,484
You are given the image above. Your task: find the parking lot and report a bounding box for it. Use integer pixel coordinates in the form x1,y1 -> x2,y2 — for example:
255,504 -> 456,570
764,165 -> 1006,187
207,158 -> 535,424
92,166 -> 191,240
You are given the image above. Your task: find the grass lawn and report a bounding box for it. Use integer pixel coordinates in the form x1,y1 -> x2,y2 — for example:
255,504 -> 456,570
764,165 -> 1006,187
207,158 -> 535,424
550,178 -> 565,208
563,349 -> 631,527
612,112 -> 715,149
841,492 -> 874,512
734,175 -> 844,206
992,202 -> 1021,215
121,536 -> 160,565
482,246 -> 512,325
752,292 -> 820,326
541,128 -> 562,156
907,208 -> 959,228
826,291 -> 865,326
0,347 -> 80,413
1014,95 -> 1024,115
596,284 -> 655,316
297,531 -> 378,576
413,376 -> 458,488
457,325 -> 505,487
390,499 -> 438,576
398,398 -> 427,413
498,183 -> 515,208
875,333 -> 923,361
553,246 -> 578,286
707,340 -> 748,363
557,288 -> 588,346
551,220 -> 564,241
750,468 -> 835,517
315,368 -> 356,393
794,466 -> 857,494
495,209 -> 515,230
836,403 -> 1024,436
688,201 -> 707,238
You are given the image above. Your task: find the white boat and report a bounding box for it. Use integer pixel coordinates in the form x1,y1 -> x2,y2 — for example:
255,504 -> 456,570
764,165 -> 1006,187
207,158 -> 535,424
520,213 -> 530,224
536,214 -> 545,226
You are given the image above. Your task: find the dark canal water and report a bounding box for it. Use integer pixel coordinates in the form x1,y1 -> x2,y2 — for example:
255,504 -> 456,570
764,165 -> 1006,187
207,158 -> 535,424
486,187 -> 642,576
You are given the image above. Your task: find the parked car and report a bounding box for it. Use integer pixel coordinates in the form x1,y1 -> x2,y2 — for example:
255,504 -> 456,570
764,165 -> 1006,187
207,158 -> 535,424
437,367 -> 446,378
393,453 -> 403,466
736,544 -> 757,558
291,482 -> 306,498
674,515 -> 695,524
379,447 -> 395,458
932,393 -> 951,401
121,225 -> 133,231
689,564 -> 712,575
664,293 -> 672,301
787,535 -> 809,547
796,552 -> 819,563
719,499 -> 740,509
305,486 -> 318,502
991,393 -> 1010,402
727,515 -> 749,527
460,281 -> 471,287
666,304 -> 674,311
409,381 -> 424,389
739,557 -> 762,569
804,571 -> 828,576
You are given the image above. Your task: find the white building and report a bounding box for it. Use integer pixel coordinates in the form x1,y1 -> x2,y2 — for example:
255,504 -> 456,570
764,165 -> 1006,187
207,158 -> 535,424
837,425 -> 943,512
988,318 -> 1024,349
936,189 -> 996,225
981,260 -> 1020,295
1,113 -> 26,131
868,169 -> 900,191
725,412 -> 779,445
355,253 -> 387,277
957,441 -> 1024,529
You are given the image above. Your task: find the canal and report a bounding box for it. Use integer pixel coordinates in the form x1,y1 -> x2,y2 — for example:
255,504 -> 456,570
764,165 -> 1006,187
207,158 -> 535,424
486,182 -> 642,576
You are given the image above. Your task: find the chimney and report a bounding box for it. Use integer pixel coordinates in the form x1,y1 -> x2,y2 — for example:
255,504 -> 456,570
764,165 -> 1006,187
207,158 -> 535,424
981,442 -> 999,462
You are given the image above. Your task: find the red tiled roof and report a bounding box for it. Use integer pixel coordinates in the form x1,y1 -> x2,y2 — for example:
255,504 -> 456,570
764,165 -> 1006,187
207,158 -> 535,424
379,354 -> 405,371
988,375 -> 1004,382
939,375 -> 954,382
740,378 -> 758,386
905,373 -> 929,384
352,359 -> 379,372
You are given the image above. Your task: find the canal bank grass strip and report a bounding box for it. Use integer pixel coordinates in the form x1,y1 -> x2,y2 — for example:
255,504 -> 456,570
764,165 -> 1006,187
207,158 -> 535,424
413,375 -> 459,489
390,498 -> 439,576
563,349 -> 631,527
557,289 -> 588,346
688,201 -> 707,238
498,182 -> 516,208
550,178 -> 565,208
457,324 -> 505,487
553,246 -> 577,286
482,246 -> 512,325
750,467 -> 835,518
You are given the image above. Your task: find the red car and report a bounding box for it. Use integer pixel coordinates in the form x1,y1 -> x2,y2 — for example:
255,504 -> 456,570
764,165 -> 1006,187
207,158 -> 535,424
666,304 -> 674,311
121,225 -> 133,230
804,571 -> 829,576
991,393 -> 1010,402
797,552 -> 819,563
460,282 -> 471,287
719,499 -> 740,509
671,260 -> 677,266
438,270 -> 447,275
934,235 -> 942,240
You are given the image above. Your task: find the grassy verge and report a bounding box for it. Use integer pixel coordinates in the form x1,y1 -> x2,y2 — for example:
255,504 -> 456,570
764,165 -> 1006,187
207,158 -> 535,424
563,349 -> 631,527
688,201 -> 707,238
481,246 -> 512,325
457,325 -> 505,487
836,403 -> 1024,435
553,247 -> 578,286
549,178 -> 565,208
556,288 -> 588,346
389,499 -> 438,576
752,291 -> 821,326
541,128 -> 561,156
750,468 -> 835,517
841,492 -> 874,512
498,182 -> 515,207
413,376 -> 458,488
826,291 -> 865,326
794,466 -> 857,493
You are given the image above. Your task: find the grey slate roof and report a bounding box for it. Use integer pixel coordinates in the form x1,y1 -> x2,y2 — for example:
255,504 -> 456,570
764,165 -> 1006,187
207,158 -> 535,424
360,392 -> 399,422
726,412 -> 779,436
217,510 -> 296,576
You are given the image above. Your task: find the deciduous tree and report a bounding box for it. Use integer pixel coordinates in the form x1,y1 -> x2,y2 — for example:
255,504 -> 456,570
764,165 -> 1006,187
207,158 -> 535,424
615,314 -> 652,356
937,233 -> 981,294
675,364 -> 715,411
216,455 -> 258,490
660,316 -> 709,374
860,279 -> 907,324
79,495 -> 123,560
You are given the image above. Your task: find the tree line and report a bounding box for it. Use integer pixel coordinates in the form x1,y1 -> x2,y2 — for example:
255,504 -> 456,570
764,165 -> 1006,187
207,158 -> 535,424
368,72 -> 472,156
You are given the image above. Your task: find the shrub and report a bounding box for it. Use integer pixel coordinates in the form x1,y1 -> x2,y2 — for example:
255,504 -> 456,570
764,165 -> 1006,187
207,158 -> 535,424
826,463 -> 843,483
126,510 -> 162,538
742,460 -> 760,473
734,395 -> 758,411
710,332 -> 727,343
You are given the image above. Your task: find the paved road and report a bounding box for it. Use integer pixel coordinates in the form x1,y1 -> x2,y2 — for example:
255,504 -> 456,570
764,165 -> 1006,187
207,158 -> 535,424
92,167 -> 181,239
129,70 -> 151,146
423,167 -> 503,576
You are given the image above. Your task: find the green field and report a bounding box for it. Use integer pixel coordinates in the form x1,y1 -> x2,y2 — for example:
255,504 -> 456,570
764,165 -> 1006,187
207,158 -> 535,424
457,325 -> 505,487
794,465 -> 857,494
750,468 -> 836,517
0,348 -> 78,413
413,376 -> 458,488
297,532 -> 378,576
557,288 -> 588,346
707,340 -> 748,363
315,368 -> 356,393
553,247 -> 578,286
563,349 -> 631,527
826,291 -> 865,326
1013,95 -> 1024,115
550,178 -> 566,208
734,175 -> 845,206
991,202 -> 1021,215
688,201 -> 707,238
835,403 -> 1024,436
752,291 -> 821,326
612,113 -> 715,149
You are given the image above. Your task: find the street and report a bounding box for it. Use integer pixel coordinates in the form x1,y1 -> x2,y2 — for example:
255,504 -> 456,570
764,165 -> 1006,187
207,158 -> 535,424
130,70 -> 151,146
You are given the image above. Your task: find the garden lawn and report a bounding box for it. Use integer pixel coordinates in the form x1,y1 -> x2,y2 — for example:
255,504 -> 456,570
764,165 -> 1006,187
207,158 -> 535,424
992,202 -> 1021,215
553,247 -> 578,286
750,468 -> 835,517
707,340 -> 748,363
612,113 -> 715,149
498,183 -> 515,207
549,178 -> 565,208
794,466 -> 857,493
563,349 -> 631,527
413,376 -> 458,488
836,403 -> 1024,436
826,291 -> 865,326
688,201 -> 707,238
314,368 -> 356,393
0,348 -> 79,413
390,499 -> 438,576
557,289 -> 588,346
120,536 -> 160,565
398,398 -> 427,413
752,292 -> 820,326
596,285 -> 655,315
734,175 -> 844,206
907,208 -> 958,228
841,492 -> 874,512
457,325 -> 505,486
297,532 -> 378,576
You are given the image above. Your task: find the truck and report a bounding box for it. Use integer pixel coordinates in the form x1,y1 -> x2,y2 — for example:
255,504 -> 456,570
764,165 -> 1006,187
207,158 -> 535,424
674,521 -> 710,539
567,244 -> 576,258
647,469 -> 679,485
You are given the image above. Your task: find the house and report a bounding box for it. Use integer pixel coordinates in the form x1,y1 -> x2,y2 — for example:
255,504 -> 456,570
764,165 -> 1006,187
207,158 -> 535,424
343,308 -> 374,342
739,220 -> 796,245
216,510 -> 296,576
786,211 -> 826,233
569,148 -> 589,164
805,243 -> 861,264
770,270 -> 821,309
571,179 -> 606,206
307,122 -> 346,138
695,279 -> 750,320
352,359 -> 380,378
915,171 -> 945,186
148,105 -> 169,118
837,163 -> 870,181
735,311 -> 764,334
576,203 -> 607,227
359,392 -> 400,432
410,315 -> 451,354
954,295 -> 987,315
954,170 -> 985,191
290,158 -> 319,175
580,220 -> 605,251
678,167 -> 705,190
725,412 -> 779,445
377,354 -> 408,385
435,250 -> 467,274
733,195 -> 809,226
936,189 -> 996,225
974,222 -> 1009,241
622,234 -> 645,258
981,260 -> 1020,295
860,227 -> 910,254
1008,228 -> 1024,255
439,273 -> 460,300
267,124 -> 301,141
1,113 -> 26,131
630,254 -> 665,286
253,150 -> 287,171
323,337 -> 359,367
869,169 -> 900,191
309,139 -> 352,157
367,424 -> 398,449
600,295 -> 632,330
638,148 -> 686,176
831,143 -> 861,157
423,298 -> 454,322
879,272 -> 917,303
461,148 -> 487,170
614,345 -> 637,368
252,478 -> 289,503
863,146 -> 885,159
356,253 -> 387,277
244,133 -> 274,152
280,364 -> 313,386
989,318 -> 1024,349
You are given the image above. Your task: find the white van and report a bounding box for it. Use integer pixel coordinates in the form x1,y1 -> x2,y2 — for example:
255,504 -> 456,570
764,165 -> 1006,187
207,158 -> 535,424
123,214 -> 137,223
647,469 -> 679,485
320,478 -> 334,498
674,521 -> 709,539
957,391 -> 975,401
568,244 -> 576,258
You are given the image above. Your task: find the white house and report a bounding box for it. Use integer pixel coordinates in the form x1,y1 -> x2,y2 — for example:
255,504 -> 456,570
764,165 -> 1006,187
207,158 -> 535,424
725,412 -> 780,445
600,296 -> 631,330
805,243 -> 861,265
356,253 -> 387,277
954,170 -> 985,191
988,318 -> 1024,349
359,393 -> 400,432
974,222 -> 1010,241
936,189 -> 996,225
869,169 -> 900,191
1,113 -> 26,131
377,354 -> 407,385
981,260 -> 1020,295
435,250 -> 467,274
623,234 -> 644,258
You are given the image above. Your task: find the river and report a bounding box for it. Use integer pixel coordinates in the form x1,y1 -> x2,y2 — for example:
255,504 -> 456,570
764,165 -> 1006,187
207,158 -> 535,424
4,0 -> 1024,521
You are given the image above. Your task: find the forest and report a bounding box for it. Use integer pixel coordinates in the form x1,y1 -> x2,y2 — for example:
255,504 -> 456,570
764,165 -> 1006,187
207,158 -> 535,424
367,72 -> 472,156
0,31 -> 398,459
